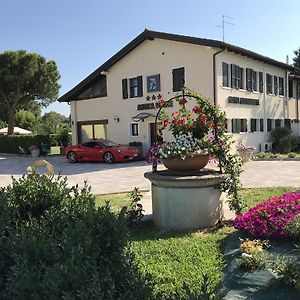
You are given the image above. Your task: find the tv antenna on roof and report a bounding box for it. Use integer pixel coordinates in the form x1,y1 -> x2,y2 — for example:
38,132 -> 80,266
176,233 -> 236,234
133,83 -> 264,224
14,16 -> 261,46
217,15 -> 234,42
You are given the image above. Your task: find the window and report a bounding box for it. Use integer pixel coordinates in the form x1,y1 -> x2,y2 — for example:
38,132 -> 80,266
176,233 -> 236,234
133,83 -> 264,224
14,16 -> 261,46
76,76 -> 107,100
266,74 -> 273,94
147,74 -> 161,92
130,123 -> 139,136
250,118 -> 257,132
275,119 -> 281,128
77,121 -> 108,143
231,64 -> 243,89
267,119 -> 272,132
289,80 -> 294,98
284,119 -> 291,129
259,72 -> 264,93
231,118 -> 247,133
274,76 -> 278,95
172,67 -> 185,92
246,68 -> 253,91
129,76 -> 143,98
279,77 -> 284,96
222,62 -> 229,87
253,71 -> 257,91
260,119 -> 264,132
297,83 -> 300,99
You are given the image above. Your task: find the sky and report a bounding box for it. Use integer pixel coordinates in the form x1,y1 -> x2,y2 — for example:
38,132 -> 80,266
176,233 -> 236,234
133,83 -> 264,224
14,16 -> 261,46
1,0 -> 300,117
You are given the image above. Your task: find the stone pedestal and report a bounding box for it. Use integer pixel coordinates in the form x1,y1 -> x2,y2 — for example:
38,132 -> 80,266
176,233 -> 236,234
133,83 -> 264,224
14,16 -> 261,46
144,169 -> 228,231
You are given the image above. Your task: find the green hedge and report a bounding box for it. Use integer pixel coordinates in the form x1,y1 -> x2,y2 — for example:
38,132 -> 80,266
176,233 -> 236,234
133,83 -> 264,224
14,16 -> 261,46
0,135 -> 51,154
0,175 -> 151,299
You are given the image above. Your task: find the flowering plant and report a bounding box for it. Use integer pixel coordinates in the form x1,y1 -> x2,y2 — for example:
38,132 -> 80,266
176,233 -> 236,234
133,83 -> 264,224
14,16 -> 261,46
237,141 -> 255,152
232,192 -> 300,238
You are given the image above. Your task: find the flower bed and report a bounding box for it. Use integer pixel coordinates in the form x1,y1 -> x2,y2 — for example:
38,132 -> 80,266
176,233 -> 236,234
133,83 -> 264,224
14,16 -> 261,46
232,192 -> 300,238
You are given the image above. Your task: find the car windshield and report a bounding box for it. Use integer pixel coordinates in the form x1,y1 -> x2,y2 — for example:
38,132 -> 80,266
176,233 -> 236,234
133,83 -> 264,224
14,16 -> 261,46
100,140 -> 118,147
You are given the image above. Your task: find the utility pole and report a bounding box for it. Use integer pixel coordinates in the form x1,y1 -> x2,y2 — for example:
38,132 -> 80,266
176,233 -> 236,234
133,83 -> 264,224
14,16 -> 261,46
218,15 -> 234,42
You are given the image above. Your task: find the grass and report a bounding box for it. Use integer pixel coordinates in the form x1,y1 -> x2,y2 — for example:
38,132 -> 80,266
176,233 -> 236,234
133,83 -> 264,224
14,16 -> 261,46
95,187 -> 299,299
50,146 -> 60,155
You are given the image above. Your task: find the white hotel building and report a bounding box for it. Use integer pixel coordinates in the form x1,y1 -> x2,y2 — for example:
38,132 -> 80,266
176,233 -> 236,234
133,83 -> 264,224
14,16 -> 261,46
58,29 -> 300,154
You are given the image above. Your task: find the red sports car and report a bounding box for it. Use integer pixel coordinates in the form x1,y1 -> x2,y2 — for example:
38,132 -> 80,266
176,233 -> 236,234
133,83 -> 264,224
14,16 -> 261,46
64,139 -> 140,164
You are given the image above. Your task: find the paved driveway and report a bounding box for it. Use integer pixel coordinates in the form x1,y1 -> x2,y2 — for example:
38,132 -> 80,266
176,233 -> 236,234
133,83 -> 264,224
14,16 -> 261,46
0,154 -> 300,194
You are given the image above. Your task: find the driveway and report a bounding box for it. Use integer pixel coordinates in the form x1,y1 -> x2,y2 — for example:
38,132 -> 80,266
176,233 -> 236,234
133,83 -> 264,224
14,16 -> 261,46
0,154 -> 300,194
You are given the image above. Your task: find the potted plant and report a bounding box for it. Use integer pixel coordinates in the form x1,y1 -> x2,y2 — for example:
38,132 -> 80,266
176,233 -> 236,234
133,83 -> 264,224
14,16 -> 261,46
147,94 -> 224,172
29,145 -> 40,157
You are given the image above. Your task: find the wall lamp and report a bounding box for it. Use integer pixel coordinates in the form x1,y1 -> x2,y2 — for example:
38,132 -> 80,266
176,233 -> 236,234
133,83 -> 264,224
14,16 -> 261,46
114,115 -> 120,123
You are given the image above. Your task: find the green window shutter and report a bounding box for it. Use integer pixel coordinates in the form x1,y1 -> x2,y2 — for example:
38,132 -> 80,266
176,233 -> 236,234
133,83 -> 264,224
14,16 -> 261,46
260,119 -> 264,132
231,64 -> 235,88
252,71 -> 257,91
222,62 -> 228,87
246,68 -> 252,91
172,67 -> 185,92
239,67 -> 243,89
274,76 -> 278,95
122,79 -> 128,99
259,72 -> 263,93
137,76 -> 143,97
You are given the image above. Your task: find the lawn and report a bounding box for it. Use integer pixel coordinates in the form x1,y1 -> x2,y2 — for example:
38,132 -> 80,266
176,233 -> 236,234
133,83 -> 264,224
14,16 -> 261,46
95,186 -> 298,299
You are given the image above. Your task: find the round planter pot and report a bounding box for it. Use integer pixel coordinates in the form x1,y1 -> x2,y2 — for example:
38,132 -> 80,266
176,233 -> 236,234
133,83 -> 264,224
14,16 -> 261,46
162,154 -> 209,172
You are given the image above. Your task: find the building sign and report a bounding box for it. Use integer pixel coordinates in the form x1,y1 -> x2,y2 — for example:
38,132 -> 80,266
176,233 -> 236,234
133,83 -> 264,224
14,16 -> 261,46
137,100 -> 173,111
228,96 -> 259,106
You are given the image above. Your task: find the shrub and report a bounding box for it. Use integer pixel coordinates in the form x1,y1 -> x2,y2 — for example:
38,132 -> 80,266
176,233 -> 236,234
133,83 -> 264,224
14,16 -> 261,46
232,192 -> 300,238
0,135 -> 51,154
288,152 -> 297,158
271,127 -> 292,153
0,175 -> 151,299
285,214 -> 300,240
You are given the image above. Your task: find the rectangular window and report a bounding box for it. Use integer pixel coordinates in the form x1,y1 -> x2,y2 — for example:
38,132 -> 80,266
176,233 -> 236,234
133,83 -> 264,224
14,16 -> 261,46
275,119 -> 281,128
260,119 -> 264,132
122,79 -> 128,99
259,72 -> 264,93
239,67 -> 244,89
289,80 -> 294,98
246,68 -> 253,91
266,74 -> 273,94
222,62 -> 229,87
253,71 -> 257,91
129,76 -> 143,98
130,123 -> 139,136
284,119 -> 291,129
279,77 -> 284,96
250,118 -> 257,132
231,64 -> 239,88
267,119 -> 272,132
274,76 -> 278,95
231,119 -> 247,133
172,67 -> 185,92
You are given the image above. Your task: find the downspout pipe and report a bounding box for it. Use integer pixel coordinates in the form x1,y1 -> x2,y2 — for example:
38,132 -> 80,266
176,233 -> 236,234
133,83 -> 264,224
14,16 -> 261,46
213,47 -> 226,106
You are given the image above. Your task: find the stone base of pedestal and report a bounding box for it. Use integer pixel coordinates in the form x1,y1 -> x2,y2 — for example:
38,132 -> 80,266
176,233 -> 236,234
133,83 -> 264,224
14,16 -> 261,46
144,170 -> 229,231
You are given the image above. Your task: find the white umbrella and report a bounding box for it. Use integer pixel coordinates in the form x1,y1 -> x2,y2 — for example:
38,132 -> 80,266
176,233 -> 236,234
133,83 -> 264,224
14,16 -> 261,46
0,127 -> 32,135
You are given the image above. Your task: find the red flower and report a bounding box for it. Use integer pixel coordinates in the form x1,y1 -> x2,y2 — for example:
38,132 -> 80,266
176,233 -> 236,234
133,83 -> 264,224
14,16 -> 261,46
201,115 -> 207,125
159,99 -> 165,105
209,121 -> 214,128
179,98 -> 187,105
217,121 -> 222,127
192,106 -> 202,114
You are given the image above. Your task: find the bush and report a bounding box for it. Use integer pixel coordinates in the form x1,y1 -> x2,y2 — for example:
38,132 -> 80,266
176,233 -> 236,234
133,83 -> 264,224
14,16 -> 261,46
271,127 -> 292,153
285,214 -> 300,240
0,175 -> 151,299
232,192 -> 300,238
0,135 -> 51,154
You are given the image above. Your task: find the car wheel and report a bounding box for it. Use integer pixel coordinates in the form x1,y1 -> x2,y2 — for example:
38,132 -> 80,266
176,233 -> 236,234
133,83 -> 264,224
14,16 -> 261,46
67,151 -> 77,163
104,152 -> 114,164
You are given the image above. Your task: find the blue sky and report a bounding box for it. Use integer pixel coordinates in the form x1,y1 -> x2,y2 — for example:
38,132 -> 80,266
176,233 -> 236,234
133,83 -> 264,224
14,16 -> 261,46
1,0 -> 300,116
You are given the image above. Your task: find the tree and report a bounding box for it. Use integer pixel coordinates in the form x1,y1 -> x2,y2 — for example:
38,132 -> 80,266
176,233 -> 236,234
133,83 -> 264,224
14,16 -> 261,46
0,50 -> 60,135
293,47 -> 300,69
15,110 -> 36,131
41,111 -> 70,134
